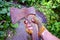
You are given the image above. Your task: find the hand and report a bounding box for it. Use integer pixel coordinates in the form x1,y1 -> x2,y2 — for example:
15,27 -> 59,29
24,20 -> 33,35
24,15 -> 39,35
31,15 -> 42,26
24,15 -> 45,36
31,15 -> 46,36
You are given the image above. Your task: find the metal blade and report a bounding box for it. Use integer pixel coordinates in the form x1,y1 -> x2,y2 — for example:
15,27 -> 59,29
10,7 -> 36,24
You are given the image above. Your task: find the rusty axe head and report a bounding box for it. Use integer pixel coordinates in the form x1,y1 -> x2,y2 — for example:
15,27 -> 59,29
10,7 -> 36,24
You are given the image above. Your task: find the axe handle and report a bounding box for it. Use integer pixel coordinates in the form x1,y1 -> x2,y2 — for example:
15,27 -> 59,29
32,24 -> 39,40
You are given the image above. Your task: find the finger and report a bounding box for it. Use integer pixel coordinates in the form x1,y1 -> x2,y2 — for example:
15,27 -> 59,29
31,19 -> 35,23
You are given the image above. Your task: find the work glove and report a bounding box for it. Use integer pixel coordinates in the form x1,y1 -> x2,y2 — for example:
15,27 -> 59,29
24,15 -> 46,36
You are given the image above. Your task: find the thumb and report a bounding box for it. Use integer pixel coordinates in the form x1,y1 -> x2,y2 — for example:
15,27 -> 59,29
31,18 -> 39,24
31,19 -> 35,23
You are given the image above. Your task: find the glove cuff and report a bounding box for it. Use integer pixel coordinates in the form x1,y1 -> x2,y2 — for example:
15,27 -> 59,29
38,26 -> 46,37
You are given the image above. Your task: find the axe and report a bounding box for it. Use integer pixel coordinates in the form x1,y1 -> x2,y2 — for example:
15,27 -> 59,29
10,7 -> 47,40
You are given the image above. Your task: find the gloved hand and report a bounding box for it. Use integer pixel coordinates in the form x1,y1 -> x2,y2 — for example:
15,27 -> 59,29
31,15 -> 46,36
24,15 -> 46,36
24,20 -> 33,35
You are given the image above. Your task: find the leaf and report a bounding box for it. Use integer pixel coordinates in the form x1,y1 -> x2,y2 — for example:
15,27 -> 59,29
5,16 -> 11,22
3,22 -> 9,29
0,25 -> 4,28
7,12 -> 10,16
0,4 -> 3,7
21,0 -> 26,3
0,17 -> 3,20
0,31 -> 6,37
0,0 -> 2,2
32,0 -> 35,2
7,7 -> 10,12
18,5 -> 21,8
0,8 -> 7,14
11,23 -> 18,28
28,0 -> 31,1
56,0 -> 60,3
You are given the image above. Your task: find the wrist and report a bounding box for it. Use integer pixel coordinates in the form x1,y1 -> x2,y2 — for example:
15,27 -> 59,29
41,28 -> 47,36
38,26 -> 46,37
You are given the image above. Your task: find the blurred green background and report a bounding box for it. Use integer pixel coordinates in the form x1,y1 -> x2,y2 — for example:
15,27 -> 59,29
0,0 -> 60,40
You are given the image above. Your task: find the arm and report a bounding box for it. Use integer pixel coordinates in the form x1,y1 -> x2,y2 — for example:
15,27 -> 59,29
31,15 -> 60,40
40,28 -> 59,40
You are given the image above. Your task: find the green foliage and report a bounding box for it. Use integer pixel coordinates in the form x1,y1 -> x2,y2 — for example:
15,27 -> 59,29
47,22 -> 60,38
10,23 -> 18,28
0,31 -> 6,37
0,0 -> 21,40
